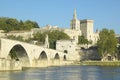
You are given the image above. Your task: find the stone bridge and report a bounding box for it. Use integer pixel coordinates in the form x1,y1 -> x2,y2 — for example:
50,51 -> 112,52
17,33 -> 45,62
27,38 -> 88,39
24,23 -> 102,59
0,38 -> 67,70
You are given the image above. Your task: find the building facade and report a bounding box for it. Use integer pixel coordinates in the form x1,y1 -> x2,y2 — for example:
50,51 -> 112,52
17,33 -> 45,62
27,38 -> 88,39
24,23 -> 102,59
55,9 -> 99,60
70,9 -> 99,44
56,40 -> 80,61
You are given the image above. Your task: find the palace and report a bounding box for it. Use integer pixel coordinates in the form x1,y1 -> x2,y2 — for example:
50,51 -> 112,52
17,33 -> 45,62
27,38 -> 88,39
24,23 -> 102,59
55,9 -> 99,60
69,9 -> 99,44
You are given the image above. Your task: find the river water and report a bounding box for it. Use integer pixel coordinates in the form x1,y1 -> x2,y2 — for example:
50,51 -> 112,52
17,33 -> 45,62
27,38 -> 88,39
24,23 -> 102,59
0,65 -> 120,80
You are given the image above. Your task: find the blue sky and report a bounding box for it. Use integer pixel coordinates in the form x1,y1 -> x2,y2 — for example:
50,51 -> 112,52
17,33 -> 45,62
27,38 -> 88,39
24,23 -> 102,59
0,0 -> 120,34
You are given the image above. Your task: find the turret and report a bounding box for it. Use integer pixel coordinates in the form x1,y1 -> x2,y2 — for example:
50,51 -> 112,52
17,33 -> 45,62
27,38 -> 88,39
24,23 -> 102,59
44,34 -> 49,48
70,9 -> 80,30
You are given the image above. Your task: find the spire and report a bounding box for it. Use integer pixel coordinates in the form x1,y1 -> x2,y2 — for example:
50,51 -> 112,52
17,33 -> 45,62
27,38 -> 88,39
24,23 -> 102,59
73,9 -> 77,20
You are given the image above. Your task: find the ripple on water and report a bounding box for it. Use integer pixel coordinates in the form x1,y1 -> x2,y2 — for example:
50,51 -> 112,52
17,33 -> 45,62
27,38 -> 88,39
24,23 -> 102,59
0,66 -> 120,80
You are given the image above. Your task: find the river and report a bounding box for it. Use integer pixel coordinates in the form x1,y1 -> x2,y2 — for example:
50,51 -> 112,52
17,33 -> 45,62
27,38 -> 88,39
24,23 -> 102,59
0,65 -> 120,80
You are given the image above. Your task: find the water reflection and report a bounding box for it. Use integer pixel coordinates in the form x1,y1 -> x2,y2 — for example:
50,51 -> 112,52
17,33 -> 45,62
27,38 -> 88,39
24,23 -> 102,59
0,66 -> 120,80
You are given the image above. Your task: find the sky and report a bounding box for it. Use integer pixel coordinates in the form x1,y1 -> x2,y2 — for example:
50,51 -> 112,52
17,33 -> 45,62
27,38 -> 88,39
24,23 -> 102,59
0,0 -> 120,34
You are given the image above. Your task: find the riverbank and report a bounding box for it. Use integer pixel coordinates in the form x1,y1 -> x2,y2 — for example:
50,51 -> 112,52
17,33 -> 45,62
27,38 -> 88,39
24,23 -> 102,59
75,61 -> 120,66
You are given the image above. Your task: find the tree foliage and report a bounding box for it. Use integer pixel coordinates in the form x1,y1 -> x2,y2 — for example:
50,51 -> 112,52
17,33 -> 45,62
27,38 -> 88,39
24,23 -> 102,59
78,36 -> 90,44
0,17 -> 39,32
97,28 -> 118,58
7,35 -> 24,41
32,32 -> 46,43
9,50 -> 18,59
32,30 -> 70,49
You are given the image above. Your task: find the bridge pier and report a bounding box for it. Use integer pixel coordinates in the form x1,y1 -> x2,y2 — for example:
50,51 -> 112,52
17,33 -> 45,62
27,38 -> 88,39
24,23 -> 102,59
31,58 -> 67,67
0,58 -> 22,71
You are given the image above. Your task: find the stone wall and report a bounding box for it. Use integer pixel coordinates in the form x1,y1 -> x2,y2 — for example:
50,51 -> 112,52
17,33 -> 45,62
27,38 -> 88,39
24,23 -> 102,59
56,40 -> 80,61
80,47 -> 100,61
0,58 -> 22,71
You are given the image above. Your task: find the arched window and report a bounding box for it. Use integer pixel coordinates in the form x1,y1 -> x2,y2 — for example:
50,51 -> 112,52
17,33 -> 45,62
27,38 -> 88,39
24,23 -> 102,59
63,55 -> 67,61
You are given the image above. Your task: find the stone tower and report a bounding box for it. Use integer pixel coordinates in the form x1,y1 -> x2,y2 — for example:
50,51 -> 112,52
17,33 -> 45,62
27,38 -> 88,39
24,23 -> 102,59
70,9 -> 80,30
44,34 -> 49,48
80,20 -> 94,41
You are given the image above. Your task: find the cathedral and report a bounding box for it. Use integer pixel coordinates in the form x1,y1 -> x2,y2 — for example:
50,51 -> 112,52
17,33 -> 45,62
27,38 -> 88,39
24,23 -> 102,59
64,9 -> 99,44
56,9 -> 99,61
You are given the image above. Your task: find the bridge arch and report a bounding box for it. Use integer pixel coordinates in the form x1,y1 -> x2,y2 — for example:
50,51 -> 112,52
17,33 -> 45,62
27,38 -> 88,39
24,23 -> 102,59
38,51 -> 48,60
7,44 -> 30,67
37,51 -> 48,67
54,53 -> 60,60
0,39 -> 68,67
63,55 -> 67,61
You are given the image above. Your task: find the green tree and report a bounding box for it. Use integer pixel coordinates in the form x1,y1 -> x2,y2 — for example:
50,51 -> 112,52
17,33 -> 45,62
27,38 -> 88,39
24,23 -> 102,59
117,45 -> 120,60
97,28 -> 118,58
48,30 -> 70,49
32,30 -> 70,49
18,20 -> 24,30
6,18 -> 19,30
0,17 -> 40,32
9,50 -> 18,59
24,20 -> 39,30
0,17 -> 13,32
78,36 -> 89,44
7,35 -> 24,41
32,32 -> 46,43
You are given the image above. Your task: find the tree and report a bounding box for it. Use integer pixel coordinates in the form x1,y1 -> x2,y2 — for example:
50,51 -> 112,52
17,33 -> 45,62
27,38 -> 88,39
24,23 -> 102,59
32,32 -> 45,43
7,35 -> 24,41
6,18 -> 19,30
0,17 -> 40,32
32,30 -> 70,49
117,45 -> 120,60
48,30 -> 70,49
97,28 -> 118,58
9,50 -> 18,59
78,36 -> 89,44
24,20 -> 39,30
18,20 -> 24,30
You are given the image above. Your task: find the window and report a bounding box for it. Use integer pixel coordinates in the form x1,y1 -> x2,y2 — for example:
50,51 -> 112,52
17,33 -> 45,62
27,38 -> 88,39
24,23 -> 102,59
64,50 -> 68,54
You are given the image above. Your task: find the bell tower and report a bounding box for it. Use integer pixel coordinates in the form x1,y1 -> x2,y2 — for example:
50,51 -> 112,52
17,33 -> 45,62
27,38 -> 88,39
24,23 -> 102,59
70,9 -> 80,30
73,9 -> 77,20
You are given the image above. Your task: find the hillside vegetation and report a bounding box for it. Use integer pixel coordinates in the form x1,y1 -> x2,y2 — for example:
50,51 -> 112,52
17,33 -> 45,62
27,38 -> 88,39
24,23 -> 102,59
0,17 -> 39,32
